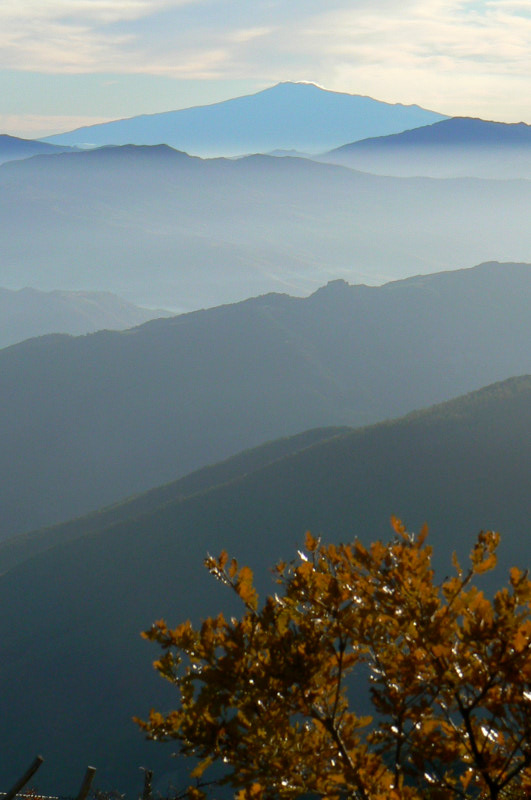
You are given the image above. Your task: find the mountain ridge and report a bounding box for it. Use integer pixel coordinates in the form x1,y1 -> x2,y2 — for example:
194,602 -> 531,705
0,133 -> 77,164
41,81 -> 447,156
2,367 -> 528,576
0,260 -> 529,540
0,425 -> 351,576
320,117 -> 531,178
0,374 -> 529,795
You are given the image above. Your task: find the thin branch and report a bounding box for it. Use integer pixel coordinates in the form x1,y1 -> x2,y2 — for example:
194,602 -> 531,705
456,692 -> 499,799
331,635 -> 345,723
310,705 -> 370,800
497,735 -> 531,791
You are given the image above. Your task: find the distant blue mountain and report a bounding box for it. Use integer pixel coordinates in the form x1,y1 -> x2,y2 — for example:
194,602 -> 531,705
42,81 -> 447,156
0,133 -> 76,164
320,117 -> 531,178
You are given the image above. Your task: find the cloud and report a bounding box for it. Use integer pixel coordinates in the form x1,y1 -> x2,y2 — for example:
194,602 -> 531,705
0,0 -> 193,71
0,0 -> 185,26
297,0 -> 531,118
485,0 -> 531,16
0,0 -> 529,121
238,0 -> 530,119
227,26 -> 276,45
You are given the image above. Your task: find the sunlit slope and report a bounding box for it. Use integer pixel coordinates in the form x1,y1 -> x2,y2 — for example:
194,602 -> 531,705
1,261 -> 529,539
1,145 -> 530,308
0,375 -> 529,795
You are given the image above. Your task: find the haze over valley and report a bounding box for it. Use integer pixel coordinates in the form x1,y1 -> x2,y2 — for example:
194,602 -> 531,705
1,135 -> 530,310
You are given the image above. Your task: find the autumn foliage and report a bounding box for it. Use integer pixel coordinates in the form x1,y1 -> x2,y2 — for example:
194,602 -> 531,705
137,520 -> 531,799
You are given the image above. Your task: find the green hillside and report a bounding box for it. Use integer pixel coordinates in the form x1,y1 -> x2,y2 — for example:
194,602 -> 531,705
0,375 -> 529,795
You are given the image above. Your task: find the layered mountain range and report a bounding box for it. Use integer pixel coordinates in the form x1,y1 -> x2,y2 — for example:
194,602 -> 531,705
0,133 -> 76,164
42,82 -> 447,157
1,261 -> 529,541
1,145 -> 530,309
320,117 -> 531,179
1,81 -> 529,799
2,83 -> 529,309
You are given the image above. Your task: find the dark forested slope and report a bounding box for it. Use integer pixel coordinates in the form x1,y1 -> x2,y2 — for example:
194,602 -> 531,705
0,375 -> 529,795
0,426 -> 348,574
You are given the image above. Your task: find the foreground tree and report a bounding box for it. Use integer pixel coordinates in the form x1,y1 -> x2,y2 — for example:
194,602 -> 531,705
137,520 -> 531,799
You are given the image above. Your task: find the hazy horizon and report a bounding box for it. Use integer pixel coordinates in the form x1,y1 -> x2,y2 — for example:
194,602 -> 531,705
1,1 -> 530,138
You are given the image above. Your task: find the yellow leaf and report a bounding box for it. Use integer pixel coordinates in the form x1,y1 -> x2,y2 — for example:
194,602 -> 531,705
432,644 -> 450,659
190,756 -> 213,779
391,516 -> 405,536
513,626 -> 530,653
510,566 -> 523,586
417,523 -> 429,546
239,565 -> 253,583
305,530 -> 319,552
474,552 -> 497,574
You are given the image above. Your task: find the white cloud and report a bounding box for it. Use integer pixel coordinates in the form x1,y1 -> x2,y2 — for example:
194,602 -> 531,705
270,0 -> 531,119
0,0 -> 185,25
0,0 -> 195,71
0,0 -> 529,121
485,0 -> 531,15
227,26 -> 276,45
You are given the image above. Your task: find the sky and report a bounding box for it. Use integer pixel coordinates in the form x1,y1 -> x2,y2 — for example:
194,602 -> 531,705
1,0 -> 530,138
